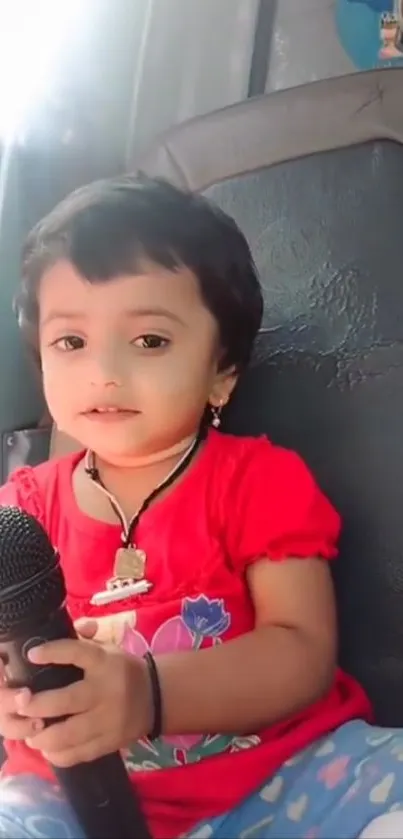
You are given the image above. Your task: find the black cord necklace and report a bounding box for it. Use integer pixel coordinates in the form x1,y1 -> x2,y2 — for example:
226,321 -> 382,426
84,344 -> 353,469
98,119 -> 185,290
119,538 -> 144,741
86,426 -> 205,605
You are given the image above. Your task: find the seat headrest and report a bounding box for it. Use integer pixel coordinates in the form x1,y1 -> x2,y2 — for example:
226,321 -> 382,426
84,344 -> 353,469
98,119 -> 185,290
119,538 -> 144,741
132,68 -> 403,188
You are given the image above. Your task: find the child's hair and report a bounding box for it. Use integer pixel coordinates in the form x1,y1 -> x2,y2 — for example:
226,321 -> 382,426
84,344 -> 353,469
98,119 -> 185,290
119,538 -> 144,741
15,175 -> 263,371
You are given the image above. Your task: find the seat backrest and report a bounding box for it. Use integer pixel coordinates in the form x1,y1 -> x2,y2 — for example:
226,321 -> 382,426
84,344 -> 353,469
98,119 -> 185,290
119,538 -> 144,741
125,68 -> 403,726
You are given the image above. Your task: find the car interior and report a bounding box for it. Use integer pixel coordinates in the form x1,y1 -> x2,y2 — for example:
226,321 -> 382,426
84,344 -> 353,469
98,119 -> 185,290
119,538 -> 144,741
0,0 -> 403,822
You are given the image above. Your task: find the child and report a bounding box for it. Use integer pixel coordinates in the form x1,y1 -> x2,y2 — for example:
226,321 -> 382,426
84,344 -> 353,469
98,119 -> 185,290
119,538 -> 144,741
0,176 -> 402,839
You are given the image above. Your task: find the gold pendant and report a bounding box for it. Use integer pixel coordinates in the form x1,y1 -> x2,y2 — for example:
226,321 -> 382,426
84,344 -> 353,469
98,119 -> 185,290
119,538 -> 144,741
114,546 -> 147,582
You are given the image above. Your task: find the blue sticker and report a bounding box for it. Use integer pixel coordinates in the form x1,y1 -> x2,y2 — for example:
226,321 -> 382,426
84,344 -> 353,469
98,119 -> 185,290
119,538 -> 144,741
336,0 -> 403,69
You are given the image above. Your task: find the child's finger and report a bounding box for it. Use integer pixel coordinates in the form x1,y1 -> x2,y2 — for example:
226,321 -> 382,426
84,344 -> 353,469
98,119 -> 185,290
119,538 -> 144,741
0,686 -> 44,741
0,712 -> 43,741
0,657 -> 9,685
27,637 -> 102,670
0,686 -> 32,716
19,679 -> 91,720
74,618 -> 99,640
27,708 -> 102,756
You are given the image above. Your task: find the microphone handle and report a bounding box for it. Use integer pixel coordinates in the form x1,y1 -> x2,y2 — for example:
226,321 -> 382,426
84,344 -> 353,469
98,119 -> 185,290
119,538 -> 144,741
0,608 -> 151,839
54,757 -> 151,839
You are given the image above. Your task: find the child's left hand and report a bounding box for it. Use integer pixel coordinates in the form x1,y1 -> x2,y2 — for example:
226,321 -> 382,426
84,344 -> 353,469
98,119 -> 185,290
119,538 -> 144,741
16,619 -> 152,767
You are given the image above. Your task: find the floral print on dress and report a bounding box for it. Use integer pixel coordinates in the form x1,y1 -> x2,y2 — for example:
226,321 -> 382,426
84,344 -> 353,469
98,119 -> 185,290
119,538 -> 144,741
119,594 -> 260,771
182,595 -> 231,643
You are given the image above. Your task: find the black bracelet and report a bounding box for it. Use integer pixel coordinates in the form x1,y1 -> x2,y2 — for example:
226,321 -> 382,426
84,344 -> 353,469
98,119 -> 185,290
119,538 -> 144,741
143,652 -> 163,740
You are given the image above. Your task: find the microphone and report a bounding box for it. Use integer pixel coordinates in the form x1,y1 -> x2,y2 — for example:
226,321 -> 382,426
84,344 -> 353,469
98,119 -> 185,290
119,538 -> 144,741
0,505 -> 151,839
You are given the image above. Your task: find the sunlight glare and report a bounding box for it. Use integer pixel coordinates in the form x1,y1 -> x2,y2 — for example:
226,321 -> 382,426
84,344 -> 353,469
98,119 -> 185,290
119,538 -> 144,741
0,0 -> 84,140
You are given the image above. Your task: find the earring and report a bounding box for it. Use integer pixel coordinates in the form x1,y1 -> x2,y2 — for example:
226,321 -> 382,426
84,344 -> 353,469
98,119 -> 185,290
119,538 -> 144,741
211,400 -> 224,429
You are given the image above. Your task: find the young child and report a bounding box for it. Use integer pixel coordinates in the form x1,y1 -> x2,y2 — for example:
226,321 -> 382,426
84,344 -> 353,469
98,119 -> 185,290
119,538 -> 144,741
0,176 -> 402,839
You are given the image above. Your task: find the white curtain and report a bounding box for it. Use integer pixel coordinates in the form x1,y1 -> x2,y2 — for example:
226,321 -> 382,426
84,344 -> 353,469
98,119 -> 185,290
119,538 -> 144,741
125,0 -> 260,163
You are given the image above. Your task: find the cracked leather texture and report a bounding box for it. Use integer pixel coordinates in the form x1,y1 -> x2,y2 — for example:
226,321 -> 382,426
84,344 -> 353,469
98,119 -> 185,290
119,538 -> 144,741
204,139 -> 403,726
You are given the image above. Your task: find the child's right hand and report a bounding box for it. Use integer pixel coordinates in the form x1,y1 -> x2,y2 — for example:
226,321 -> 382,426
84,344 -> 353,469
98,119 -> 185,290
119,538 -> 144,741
0,666 -> 43,741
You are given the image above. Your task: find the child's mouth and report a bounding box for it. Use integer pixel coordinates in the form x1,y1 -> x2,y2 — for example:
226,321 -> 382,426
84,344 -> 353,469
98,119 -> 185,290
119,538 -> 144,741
83,407 -> 139,421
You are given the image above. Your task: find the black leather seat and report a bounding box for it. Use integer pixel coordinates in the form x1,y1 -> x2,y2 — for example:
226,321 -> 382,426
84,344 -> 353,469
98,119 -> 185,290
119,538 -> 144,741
134,67 -> 403,727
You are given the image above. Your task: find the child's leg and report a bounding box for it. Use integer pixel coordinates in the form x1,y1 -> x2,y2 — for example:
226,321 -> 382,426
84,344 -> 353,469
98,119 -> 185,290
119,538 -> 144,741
0,774 -> 85,838
187,721 -> 403,839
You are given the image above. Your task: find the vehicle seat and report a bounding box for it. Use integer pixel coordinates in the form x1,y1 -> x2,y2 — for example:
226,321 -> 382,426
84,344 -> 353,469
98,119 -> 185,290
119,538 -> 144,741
111,66 -> 403,727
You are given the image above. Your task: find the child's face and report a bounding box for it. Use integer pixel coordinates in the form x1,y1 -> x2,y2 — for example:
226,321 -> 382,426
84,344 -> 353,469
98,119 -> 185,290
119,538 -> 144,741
38,259 -> 232,462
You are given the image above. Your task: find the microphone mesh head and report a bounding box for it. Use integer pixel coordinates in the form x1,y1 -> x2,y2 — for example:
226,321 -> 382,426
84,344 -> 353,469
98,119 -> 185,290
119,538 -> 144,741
0,506 -> 65,636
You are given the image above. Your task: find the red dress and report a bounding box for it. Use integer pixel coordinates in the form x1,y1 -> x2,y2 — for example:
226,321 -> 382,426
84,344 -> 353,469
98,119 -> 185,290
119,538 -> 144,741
0,430 -> 371,838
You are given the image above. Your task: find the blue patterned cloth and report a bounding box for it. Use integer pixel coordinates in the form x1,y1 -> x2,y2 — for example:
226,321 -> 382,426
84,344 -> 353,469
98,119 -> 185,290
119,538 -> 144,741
2,721 -> 403,838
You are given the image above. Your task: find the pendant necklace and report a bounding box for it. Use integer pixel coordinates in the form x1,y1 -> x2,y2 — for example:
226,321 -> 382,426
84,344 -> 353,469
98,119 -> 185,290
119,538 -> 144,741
85,429 -> 204,607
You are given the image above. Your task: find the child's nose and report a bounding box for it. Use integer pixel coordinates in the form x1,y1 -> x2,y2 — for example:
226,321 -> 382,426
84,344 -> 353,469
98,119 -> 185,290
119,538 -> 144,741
88,350 -> 124,388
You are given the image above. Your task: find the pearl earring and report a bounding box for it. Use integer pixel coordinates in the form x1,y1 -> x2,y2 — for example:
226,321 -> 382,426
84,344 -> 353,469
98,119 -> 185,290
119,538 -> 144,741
211,401 -> 224,429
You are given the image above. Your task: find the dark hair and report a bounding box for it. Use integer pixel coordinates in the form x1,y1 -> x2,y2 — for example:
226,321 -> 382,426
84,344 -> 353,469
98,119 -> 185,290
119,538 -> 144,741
16,175 -> 263,371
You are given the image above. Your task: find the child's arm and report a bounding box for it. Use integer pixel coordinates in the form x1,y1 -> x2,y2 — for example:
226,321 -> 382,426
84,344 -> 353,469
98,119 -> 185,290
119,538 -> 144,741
155,556 -> 336,734
16,558 -> 336,765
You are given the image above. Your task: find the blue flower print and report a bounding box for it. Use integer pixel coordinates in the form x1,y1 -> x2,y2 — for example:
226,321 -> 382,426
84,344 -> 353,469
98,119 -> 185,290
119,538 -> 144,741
182,595 -> 231,645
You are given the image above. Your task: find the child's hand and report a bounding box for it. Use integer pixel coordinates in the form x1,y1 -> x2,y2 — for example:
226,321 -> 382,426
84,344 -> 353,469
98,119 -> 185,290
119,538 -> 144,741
16,620 -> 152,767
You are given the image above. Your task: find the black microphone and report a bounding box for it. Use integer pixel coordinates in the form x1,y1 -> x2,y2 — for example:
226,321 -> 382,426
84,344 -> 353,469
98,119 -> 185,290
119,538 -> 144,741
0,505 -> 151,839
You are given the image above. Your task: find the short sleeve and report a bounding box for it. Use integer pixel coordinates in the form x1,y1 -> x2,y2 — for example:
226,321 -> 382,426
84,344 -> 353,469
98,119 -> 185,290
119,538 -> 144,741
0,468 -> 46,527
0,480 -> 19,507
225,438 -> 341,573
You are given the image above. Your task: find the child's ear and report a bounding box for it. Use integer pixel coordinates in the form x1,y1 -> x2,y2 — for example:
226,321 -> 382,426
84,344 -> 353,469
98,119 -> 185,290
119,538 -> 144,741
209,365 -> 238,409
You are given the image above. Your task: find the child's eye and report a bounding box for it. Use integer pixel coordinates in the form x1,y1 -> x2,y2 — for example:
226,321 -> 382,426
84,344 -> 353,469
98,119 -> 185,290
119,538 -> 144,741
132,335 -> 169,350
52,335 -> 85,352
